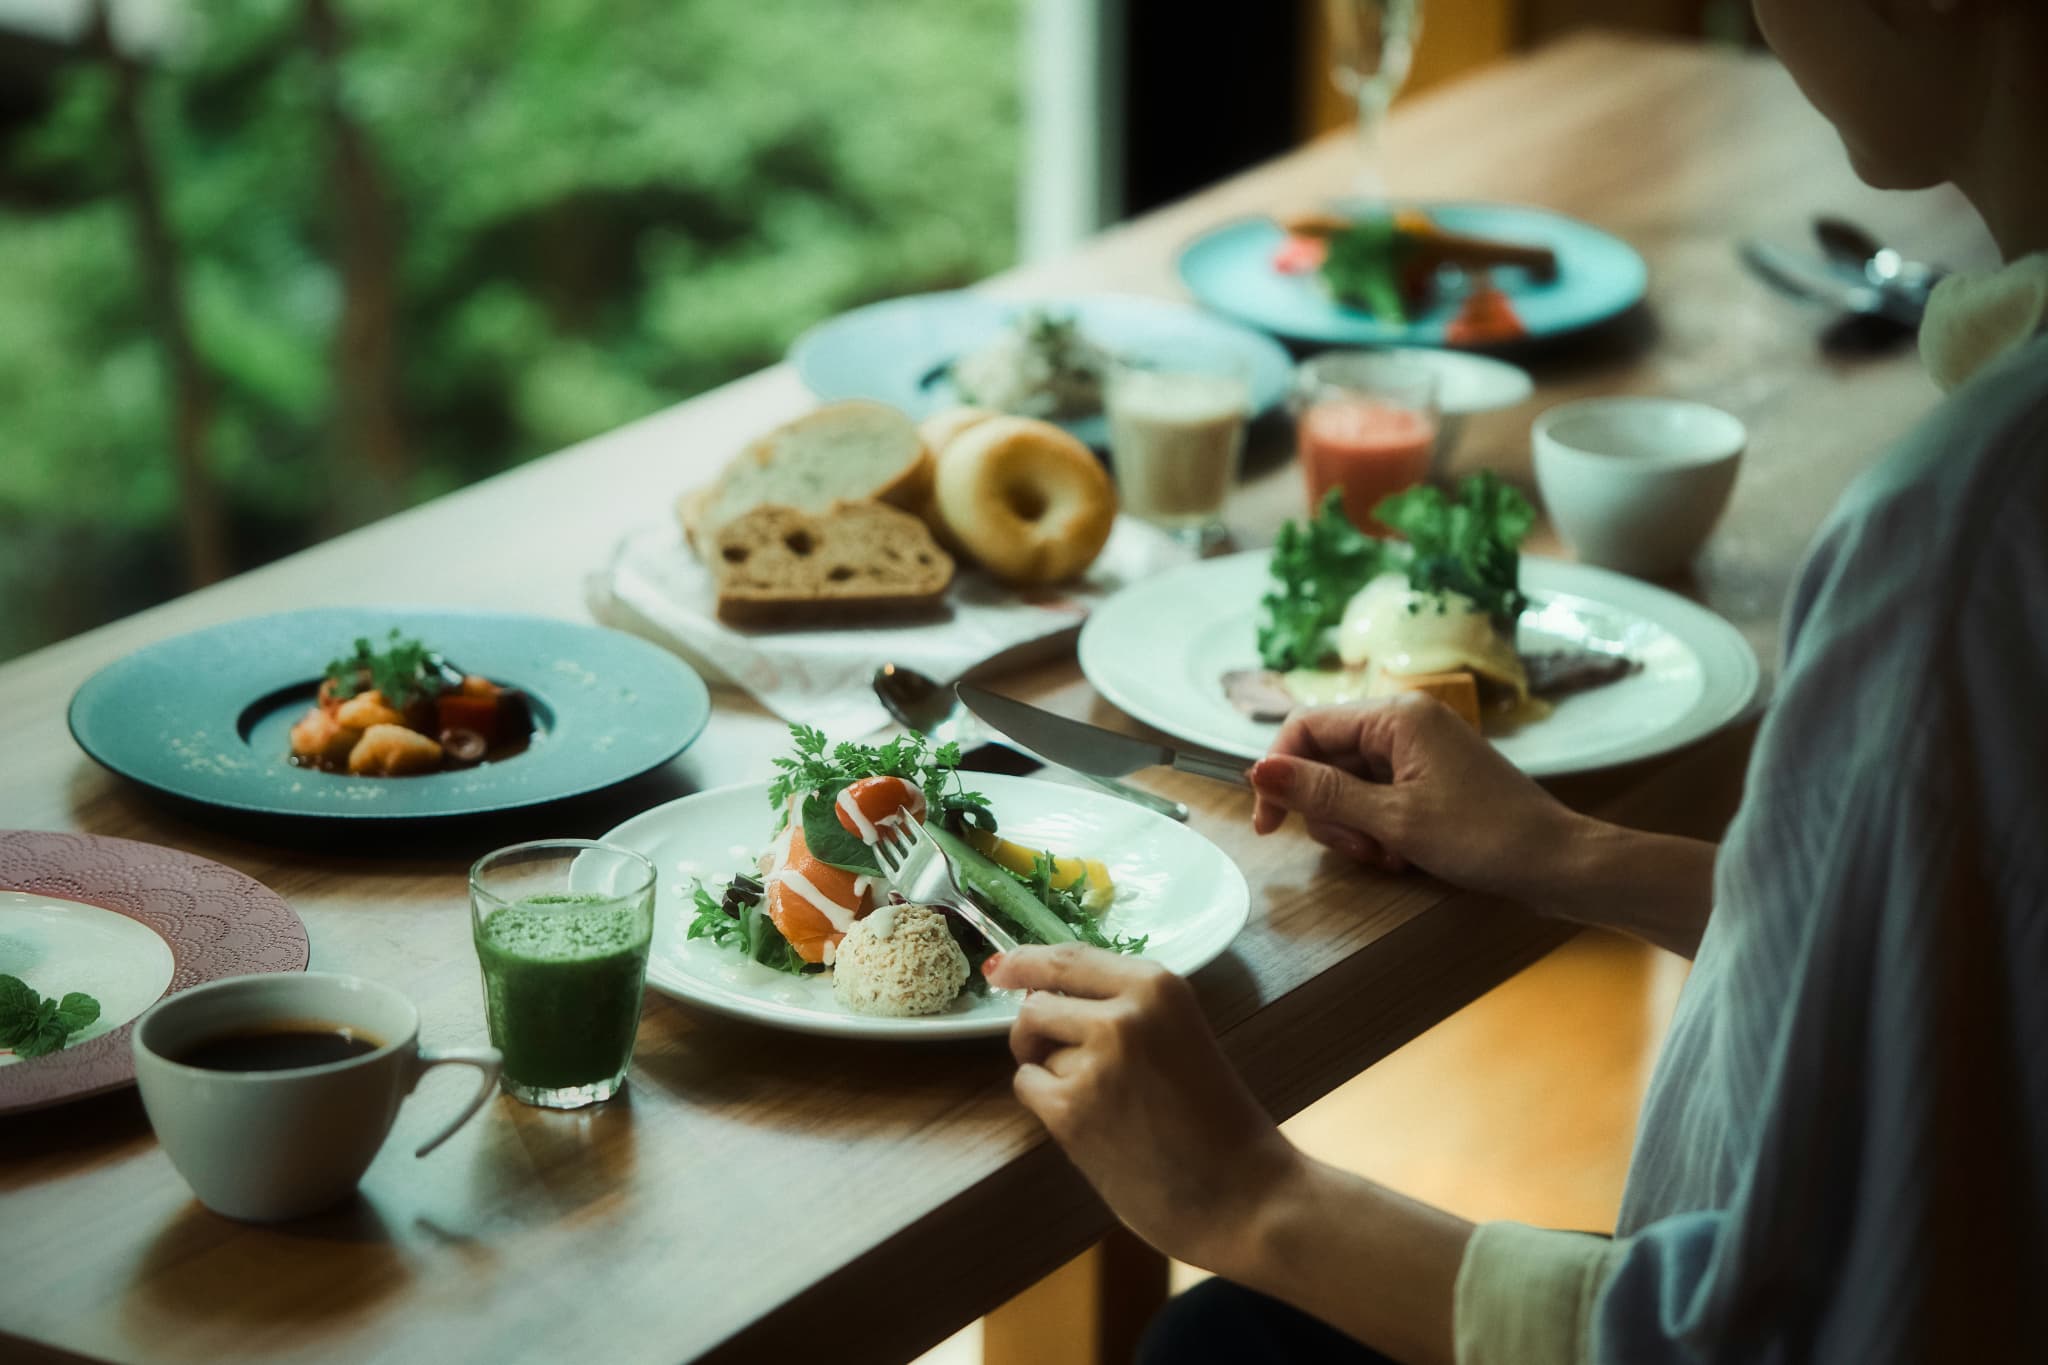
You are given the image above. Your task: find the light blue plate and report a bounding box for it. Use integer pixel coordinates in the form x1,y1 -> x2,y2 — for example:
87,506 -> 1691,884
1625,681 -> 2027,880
789,292 -> 1296,448
1176,202 -> 1648,348
69,609 -> 711,821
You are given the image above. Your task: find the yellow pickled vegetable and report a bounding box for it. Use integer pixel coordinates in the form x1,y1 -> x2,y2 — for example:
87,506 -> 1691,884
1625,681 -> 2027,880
964,829 -> 1114,914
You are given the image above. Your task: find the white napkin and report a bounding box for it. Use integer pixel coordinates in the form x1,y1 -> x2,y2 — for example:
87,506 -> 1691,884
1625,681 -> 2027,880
588,518 -> 1193,736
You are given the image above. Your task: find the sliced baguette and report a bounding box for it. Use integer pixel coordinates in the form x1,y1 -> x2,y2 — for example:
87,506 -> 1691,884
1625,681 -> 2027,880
711,501 -> 955,627
682,401 -> 932,550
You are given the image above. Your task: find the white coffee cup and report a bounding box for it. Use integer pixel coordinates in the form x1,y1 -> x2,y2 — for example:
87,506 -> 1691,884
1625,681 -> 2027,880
1532,397 -> 1746,579
132,972 -> 501,1222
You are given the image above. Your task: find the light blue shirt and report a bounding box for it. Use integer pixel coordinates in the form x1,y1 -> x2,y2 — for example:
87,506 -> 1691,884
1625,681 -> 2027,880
1600,330 -> 2048,1360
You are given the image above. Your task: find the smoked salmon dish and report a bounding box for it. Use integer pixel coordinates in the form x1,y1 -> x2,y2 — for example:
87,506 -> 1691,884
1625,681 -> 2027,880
686,725 -> 1140,1017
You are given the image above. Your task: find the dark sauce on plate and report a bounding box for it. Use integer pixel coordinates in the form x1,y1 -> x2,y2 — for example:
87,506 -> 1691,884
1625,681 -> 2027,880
173,1025 -> 384,1072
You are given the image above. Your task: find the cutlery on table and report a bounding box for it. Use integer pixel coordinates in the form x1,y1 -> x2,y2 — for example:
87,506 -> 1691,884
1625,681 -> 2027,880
1736,238 -> 1924,328
1812,215 -> 1947,309
872,820 -> 1021,956
955,682 -> 1252,789
874,664 -> 1190,822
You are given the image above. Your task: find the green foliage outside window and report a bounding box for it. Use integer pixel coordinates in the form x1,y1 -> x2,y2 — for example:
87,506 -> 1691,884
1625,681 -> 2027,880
0,0 -> 1020,659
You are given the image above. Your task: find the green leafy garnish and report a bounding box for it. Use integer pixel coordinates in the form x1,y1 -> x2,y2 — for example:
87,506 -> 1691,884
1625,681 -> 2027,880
1376,473 -> 1535,625
1320,216 -> 1417,321
0,975 -> 101,1059
1256,473 -> 1535,670
767,725 -> 991,833
1019,851 -> 1146,955
323,629 -> 448,707
801,779 -> 880,875
684,879 -> 813,976
1258,490 -> 1397,670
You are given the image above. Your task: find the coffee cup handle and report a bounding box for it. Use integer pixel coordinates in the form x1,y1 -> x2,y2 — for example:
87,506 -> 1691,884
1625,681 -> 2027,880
410,1046 -> 504,1158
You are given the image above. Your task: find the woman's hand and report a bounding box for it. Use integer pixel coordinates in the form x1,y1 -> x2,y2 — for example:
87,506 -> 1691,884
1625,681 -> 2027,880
987,944 -> 1303,1278
1248,694 -> 1585,903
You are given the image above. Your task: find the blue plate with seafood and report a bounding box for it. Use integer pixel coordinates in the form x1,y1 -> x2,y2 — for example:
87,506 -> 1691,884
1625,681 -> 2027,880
69,609 -> 711,820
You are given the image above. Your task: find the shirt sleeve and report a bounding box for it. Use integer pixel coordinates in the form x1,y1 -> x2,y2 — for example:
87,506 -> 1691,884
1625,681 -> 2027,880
1453,1221 -> 1626,1365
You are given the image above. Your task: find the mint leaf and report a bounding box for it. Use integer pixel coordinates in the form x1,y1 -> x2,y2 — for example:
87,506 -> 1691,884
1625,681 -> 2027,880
0,975 -> 37,1046
54,993 -> 100,1034
0,976 -> 103,1056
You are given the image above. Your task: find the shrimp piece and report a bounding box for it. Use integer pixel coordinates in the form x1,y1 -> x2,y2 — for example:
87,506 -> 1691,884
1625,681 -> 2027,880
289,708 -> 362,766
334,690 -> 406,731
766,823 -> 872,964
347,723 -> 444,776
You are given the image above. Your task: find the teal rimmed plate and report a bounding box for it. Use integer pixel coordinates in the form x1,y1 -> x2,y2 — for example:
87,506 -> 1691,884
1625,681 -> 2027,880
1176,201 -> 1648,348
69,609 -> 711,820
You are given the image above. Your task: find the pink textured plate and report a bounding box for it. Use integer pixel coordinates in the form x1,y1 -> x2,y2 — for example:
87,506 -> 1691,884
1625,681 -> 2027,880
0,831 -> 309,1114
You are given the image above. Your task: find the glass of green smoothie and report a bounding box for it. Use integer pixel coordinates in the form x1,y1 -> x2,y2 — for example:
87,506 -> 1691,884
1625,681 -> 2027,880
469,839 -> 656,1109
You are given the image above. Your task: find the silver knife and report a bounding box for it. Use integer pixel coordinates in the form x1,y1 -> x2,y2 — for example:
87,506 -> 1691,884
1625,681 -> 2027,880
1737,239 -> 1923,326
956,683 -> 1251,788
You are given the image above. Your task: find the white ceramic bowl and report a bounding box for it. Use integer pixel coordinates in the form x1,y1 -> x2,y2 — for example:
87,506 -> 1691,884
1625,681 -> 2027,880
1532,397 -> 1745,579
1293,347 -> 1534,475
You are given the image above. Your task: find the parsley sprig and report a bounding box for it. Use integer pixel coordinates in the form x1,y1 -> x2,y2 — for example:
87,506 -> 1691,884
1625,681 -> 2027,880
767,725 -> 992,832
0,974 -> 101,1059
323,630 -> 449,708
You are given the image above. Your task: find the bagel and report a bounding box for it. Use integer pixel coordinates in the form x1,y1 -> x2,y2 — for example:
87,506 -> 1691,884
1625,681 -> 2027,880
926,409 -> 1117,586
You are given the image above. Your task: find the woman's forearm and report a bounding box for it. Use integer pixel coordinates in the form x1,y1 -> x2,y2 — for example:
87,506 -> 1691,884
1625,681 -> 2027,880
1223,1157 -> 1473,1365
1525,816 -> 1718,958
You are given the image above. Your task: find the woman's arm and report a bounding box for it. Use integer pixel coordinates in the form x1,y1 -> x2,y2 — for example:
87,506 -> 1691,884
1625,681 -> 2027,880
1249,696 -> 1717,958
987,944 -> 1474,1365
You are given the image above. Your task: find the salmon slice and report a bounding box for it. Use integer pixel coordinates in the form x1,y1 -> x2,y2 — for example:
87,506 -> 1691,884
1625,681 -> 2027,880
766,823 -> 872,964
833,775 -> 928,842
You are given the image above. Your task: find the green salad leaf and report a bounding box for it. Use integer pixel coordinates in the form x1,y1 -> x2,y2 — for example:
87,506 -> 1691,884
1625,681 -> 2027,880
1376,473 -> 1535,625
685,879 -> 813,976
1320,216 -> 1417,321
1256,474 -> 1535,670
801,779 -> 880,876
0,974 -> 101,1059
1257,489 -> 1396,670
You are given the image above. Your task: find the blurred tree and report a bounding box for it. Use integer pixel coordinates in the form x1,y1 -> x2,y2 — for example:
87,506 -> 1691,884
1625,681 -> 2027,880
0,0 -> 1020,658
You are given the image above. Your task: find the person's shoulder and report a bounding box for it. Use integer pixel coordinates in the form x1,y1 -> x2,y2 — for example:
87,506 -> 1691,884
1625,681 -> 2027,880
1851,334 -> 2048,530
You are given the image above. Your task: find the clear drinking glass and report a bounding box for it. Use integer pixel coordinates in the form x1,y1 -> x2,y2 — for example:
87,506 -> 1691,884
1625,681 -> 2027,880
1326,0 -> 1424,198
1105,353 -> 1252,555
469,839 -> 656,1110
1292,351 -> 1439,534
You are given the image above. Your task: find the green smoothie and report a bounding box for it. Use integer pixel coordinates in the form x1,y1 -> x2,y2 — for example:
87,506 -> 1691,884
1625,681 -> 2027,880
474,892 -> 652,1093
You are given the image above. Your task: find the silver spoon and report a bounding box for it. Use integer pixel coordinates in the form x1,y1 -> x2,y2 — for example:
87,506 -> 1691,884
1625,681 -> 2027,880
873,664 -> 1190,822
1814,216 -> 1944,315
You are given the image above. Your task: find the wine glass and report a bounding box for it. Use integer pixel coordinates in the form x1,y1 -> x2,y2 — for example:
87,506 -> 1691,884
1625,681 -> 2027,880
1325,0 -> 1423,200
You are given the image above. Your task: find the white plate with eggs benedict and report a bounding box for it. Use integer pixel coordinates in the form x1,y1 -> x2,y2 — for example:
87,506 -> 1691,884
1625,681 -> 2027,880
1077,477 -> 1760,777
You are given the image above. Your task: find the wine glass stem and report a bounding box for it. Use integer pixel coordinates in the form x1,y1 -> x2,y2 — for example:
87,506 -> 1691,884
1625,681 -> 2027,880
1352,84 -> 1392,202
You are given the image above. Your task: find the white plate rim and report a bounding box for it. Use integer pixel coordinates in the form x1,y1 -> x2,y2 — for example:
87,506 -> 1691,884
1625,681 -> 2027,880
602,774 -> 1252,1040
1077,550 -> 1762,777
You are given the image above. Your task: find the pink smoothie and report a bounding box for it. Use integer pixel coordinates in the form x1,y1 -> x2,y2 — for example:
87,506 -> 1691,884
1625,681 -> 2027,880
1299,399 -> 1437,533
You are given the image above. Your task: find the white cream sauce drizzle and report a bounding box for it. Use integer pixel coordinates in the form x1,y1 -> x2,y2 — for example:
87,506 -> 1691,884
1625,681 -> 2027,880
770,869 -> 858,932
836,785 -> 880,844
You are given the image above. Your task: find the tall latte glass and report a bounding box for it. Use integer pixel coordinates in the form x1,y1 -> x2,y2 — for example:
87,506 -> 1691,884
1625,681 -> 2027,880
1105,354 -> 1251,553
469,840 -> 655,1109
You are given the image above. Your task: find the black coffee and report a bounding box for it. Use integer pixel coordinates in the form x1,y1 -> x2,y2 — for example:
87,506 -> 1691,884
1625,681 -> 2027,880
173,1025 -> 382,1072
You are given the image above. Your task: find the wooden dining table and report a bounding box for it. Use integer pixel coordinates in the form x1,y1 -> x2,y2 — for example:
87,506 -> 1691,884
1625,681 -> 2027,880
0,31 -> 1998,1365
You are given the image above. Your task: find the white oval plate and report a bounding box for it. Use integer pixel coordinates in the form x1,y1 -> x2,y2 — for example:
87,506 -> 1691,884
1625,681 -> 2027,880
602,774 -> 1251,1040
1078,552 -> 1761,777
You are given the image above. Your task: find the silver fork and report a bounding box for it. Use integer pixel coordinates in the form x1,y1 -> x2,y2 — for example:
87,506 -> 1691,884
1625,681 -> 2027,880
871,822 -> 1022,956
